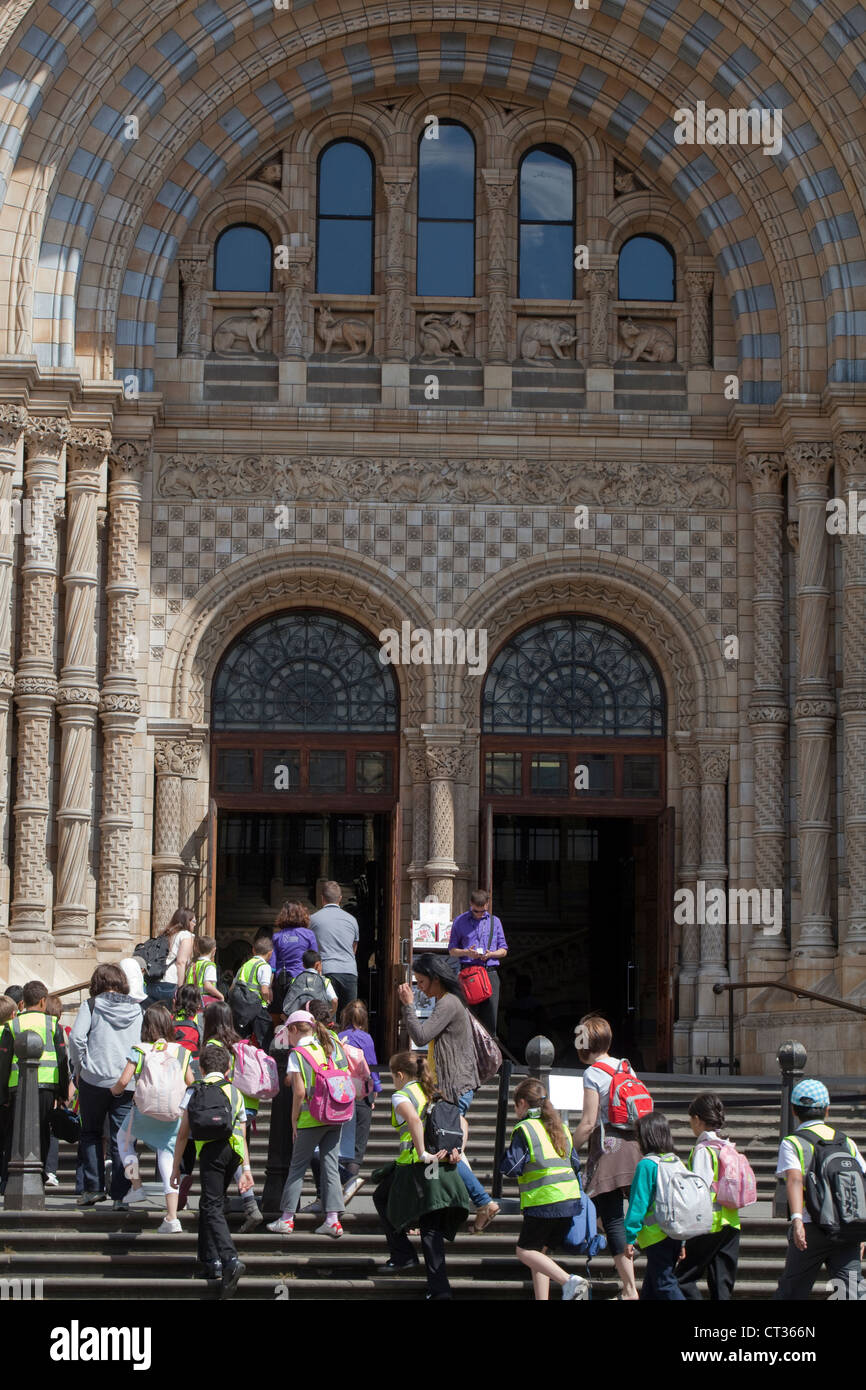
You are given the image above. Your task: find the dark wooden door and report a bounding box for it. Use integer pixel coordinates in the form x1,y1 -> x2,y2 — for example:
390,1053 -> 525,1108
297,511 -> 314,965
656,805 -> 676,1068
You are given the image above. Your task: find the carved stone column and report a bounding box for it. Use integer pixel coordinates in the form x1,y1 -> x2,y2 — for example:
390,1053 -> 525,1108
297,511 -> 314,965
180,732 -> 205,909
382,168 -> 414,362
424,741 -> 461,910
276,247 -> 312,359
178,246 -> 209,357
55,428 -> 108,943
697,744 -> 730,1012
97,439 -> 146,948
11,417 -> 68,944
787,441 -> 835,957
0,407 -> 27,932
745,452 -> 789,959
406,740 -> 429,919
587,268 -> 614,366
685,271 -> 714,366
674,740 -> 701,1020
837,433 -> 866,952
152,739 -> 200,933
482,169 -> 515,364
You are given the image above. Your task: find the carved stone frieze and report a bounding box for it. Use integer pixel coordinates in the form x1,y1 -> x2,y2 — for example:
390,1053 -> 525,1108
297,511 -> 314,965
700,748 -> 729,783
794,698 -> 836,720
747,704 -> 789,724
14,675 -> 58,699
56,686 -> 100,707
155,738 -> 201,777
156,454 -> 732,507
100,692 -> 142,714
518,320 -> 578,362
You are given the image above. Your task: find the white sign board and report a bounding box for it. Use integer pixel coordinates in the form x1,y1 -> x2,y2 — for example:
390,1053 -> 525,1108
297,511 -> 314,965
548,1073 -> 584,1113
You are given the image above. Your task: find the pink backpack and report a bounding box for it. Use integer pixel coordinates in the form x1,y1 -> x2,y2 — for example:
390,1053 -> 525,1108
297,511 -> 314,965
703,1138 -> 757,1210
294,1044 -> 355,1123
341,1041 -> 372,1099
232,1040 -> 279,1101
134,1041 -> 188,1122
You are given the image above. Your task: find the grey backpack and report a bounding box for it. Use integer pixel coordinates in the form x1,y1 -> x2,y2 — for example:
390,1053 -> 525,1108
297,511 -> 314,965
281,969 -> 329,1016
651,1154 -> 713,1238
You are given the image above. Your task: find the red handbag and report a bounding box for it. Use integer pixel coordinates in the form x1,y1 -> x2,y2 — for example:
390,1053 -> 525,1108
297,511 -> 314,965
458,920 -> 495,1004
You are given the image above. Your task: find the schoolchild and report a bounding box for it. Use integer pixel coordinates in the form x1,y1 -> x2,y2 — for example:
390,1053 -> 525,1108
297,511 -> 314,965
677,1092 -> 741,1300
202,1002 -> 264,1232
185,937 -> 223,1002
624,1112 -> 687,1300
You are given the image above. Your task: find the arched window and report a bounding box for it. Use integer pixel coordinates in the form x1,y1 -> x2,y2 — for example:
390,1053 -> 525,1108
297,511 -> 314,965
316,140 -> 375,294
518,146 -> 575,300
213,611 -> 398,732
417,121 -> 475,296
214,224 -> 272,292
482,617 -> 665,736
618,234 -> 676,301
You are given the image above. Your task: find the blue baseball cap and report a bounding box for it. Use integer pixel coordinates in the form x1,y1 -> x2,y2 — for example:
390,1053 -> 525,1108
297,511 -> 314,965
791,1079 -> 830,1109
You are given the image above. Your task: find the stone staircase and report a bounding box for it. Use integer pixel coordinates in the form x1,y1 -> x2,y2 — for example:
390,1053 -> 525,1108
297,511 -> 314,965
2,1074 -> 865,1300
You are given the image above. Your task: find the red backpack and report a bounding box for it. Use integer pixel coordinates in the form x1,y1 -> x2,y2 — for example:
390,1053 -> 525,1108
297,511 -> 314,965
592,1059 -> 653,1130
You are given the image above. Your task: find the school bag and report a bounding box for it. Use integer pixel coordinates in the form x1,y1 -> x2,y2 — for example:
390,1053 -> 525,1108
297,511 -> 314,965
172,1016 -> 201,1060
187,1079 -> 235,1141
294,1044 -> 355,1123
282,969 -> 330,1017
592,1059 -> 653,1130
562,1194 -> 607,1258
701,1137 -> 757,1210
458,922 -> 495,1005
796,1127 -> 866,1241
467,1011 -> 502,1085
341,1041 -> 373,1099
424,1097 -> 464,1154
232,1039 -> 279,1101
650,1154 -> 713,1238
133,1041 -> 188,1123
133,934 -> 170,983
228,979 -> 266,1034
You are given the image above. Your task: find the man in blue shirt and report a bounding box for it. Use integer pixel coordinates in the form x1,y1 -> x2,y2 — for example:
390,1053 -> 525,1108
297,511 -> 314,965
448,889 -> 508,1035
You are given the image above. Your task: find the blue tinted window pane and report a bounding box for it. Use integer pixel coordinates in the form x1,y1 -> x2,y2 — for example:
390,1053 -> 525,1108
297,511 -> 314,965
519,224 -> 574,299
417,222 -> 474,296
319,141 -> 373,217
618,236 -> 675,300
520,148 -> 572,222
317,220 -> 373,294
418,124 -> 474,218
214,225 -> 272,291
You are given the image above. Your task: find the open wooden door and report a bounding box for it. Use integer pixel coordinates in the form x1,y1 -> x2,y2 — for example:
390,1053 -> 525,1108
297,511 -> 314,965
382,801 -> 402,1053
656,805 -> 676,1069
479,802 -> 493,899
205,797 -> 218,936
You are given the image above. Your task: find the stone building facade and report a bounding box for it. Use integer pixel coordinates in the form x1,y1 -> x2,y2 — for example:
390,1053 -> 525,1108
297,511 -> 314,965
0,0 -> 864,1071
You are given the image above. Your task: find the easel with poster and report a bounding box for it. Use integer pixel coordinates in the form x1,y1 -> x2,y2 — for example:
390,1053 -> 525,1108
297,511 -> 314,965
409,899 -> 451,1018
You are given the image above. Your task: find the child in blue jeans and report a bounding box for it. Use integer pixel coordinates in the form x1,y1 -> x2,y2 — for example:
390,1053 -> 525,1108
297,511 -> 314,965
624,1112 -> 686,1300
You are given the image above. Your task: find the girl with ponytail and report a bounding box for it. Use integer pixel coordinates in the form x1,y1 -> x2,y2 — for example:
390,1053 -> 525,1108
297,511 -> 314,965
499,1077 -> 588,1301
372,1050 -> 472,1300
677,1092 -> 741,1300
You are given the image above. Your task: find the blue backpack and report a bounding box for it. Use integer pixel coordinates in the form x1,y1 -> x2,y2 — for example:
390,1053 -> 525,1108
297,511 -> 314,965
562,1194 -> 607,1258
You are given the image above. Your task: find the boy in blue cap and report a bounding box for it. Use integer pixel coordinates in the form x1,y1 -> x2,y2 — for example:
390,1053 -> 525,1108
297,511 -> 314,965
773,1078 -> 866,1300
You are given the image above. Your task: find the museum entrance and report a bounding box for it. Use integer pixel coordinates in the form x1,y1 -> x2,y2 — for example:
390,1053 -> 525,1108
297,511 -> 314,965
480,616 -> 674,1069
207,610 -> 400,1044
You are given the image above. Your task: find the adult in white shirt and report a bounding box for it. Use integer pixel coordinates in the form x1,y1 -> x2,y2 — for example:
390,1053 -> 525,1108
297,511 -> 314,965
773,1078 -> 866,1301
146,908 -> 196,1005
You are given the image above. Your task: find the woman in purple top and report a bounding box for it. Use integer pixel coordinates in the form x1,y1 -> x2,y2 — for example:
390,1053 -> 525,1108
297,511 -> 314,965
269,901 -> 318,1001
337,999 -> 380,1200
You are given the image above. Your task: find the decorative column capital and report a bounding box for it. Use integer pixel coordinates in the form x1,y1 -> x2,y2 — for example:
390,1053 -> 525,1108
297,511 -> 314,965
67,427 -> 110,481
154,737 -> 201,777
785,440 -> 833,492
0,404 -> 28,452
406,743 -> 429,783
745,451 -> 786,495
685,270 -> 714,297
275,245 -> 312,289
586,267 -> 614,294
177,245 -> 209,285
837,431 -> 866,484
481,168 -> 516,209
699,746 -> 729,784
381,167 -> 415,206
676,747 -> 701,788
108,438 -> 148,482
24,417 -> 69,462
425,744 -> 463,780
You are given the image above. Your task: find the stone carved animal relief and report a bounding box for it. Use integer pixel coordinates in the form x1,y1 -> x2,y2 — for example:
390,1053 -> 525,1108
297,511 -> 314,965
519,320 -> 578,362
619,318 -> 676,363
316,306 -> 373,356
418,312 -> 473,362
212,307 -> 272,355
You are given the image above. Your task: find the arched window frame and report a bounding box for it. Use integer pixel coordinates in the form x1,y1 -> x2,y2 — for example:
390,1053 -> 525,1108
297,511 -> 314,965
416,119 -> 476,297
213,222 -> 273,292
315,138 -> 376,295
617,232 -> 677,302
517,144 -> 576,300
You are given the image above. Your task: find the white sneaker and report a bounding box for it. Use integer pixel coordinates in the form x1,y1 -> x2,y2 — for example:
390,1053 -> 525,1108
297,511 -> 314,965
123,1156 -> 140,1182
124,1185 -> 147,1206
315,1219 -> 343,1239
44,1173 -> 59,1187
562,1274 -> 589,1301
266,1216 -> 295,1234
157,1217 -> 182,1233
342,1176 -> 366,1203
300,1198 -> 322,1214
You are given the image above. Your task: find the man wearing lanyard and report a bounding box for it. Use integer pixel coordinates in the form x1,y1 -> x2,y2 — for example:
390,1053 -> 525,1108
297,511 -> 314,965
448,890 -> 508,1035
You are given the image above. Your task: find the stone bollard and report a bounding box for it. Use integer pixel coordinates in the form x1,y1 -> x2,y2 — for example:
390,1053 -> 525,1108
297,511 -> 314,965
525,1035 -> 555,1090
5,1031 -> 46,1211
774,1040 -> 807,1218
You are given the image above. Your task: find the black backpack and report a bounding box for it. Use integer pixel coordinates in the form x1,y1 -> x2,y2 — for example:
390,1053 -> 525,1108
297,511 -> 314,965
424,1097 -> 464,1156
187,1080 -> 234,1142
282,969 -> 329,1016
228,980 -> 265,1033
798,1126 -> 866,1241
133,934 -> 170,983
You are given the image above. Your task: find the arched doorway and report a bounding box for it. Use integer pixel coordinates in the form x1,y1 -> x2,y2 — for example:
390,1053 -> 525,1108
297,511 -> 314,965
208,610 -> 400,1038
480,616 -> 673,1069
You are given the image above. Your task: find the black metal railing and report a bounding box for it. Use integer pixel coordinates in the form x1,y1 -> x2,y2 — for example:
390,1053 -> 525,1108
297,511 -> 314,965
713,979 -> 866,1076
